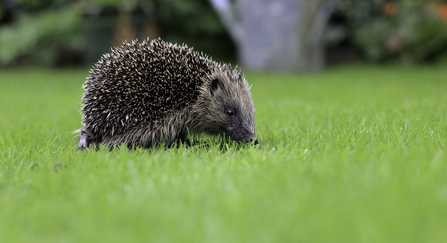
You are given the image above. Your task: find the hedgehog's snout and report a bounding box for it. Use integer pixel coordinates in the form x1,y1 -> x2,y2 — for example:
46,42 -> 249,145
237,133 -> 257,145
235,125 -> 257,145
233,136 -> 258,145
225,128 -> 257,145
249,137 -> 259,145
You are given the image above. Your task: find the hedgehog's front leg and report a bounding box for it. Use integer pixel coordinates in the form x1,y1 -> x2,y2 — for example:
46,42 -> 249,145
77,129 -> 92,151
172,128 -> 193,148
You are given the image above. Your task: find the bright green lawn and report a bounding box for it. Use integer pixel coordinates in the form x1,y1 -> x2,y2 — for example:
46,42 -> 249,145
1,65 -> 447,242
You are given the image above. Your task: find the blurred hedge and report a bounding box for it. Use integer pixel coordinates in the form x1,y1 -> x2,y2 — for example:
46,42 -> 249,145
0,7 -> 81,66
0,0 -> 235,67
337,0 -> 447,64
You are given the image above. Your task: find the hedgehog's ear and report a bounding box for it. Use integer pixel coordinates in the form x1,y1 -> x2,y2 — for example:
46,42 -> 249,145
210,78 -> 221,96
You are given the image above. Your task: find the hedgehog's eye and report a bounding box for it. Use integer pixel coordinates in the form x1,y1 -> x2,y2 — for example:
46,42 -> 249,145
226,108 -> 235,117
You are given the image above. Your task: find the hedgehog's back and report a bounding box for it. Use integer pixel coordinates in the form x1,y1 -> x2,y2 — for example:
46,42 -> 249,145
81,39 -> 217,137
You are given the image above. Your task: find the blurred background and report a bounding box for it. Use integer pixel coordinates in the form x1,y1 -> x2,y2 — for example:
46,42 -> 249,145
0,0 -> 446,72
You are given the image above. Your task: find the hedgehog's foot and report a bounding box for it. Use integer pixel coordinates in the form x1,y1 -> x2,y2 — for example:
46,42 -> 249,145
177,138 -> 191,148
77,130 -> 91,151
176,132 -> 194,148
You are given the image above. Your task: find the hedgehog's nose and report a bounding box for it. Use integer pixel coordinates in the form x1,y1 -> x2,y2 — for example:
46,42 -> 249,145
249,137 -> 258,145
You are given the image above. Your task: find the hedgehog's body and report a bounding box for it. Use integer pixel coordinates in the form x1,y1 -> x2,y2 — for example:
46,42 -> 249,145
78,38 -> 257,149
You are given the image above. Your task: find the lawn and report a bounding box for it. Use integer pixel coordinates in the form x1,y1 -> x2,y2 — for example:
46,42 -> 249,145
0,65 -> 446,242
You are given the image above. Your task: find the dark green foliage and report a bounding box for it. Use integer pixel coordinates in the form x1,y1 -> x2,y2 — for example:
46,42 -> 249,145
0,0 -> 235,66
337,0 -> 447,63
0,5 -> 82,66
151,0 -> 236,63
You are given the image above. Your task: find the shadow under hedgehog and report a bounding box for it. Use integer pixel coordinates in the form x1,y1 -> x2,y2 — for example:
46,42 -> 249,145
77,38 -> 257,150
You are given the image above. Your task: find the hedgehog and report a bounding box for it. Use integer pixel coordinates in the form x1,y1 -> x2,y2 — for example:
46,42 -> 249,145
77,38 -> 257,150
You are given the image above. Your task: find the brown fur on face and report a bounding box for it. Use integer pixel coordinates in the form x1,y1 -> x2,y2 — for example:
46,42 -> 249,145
77,38 -> 256,150
189,66 -> 256,143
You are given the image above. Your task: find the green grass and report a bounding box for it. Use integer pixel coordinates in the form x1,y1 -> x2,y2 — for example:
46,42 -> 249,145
1,65 -> 447,242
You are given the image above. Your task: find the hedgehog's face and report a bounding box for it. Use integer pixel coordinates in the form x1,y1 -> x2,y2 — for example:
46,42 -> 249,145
199,67 -> 257,145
